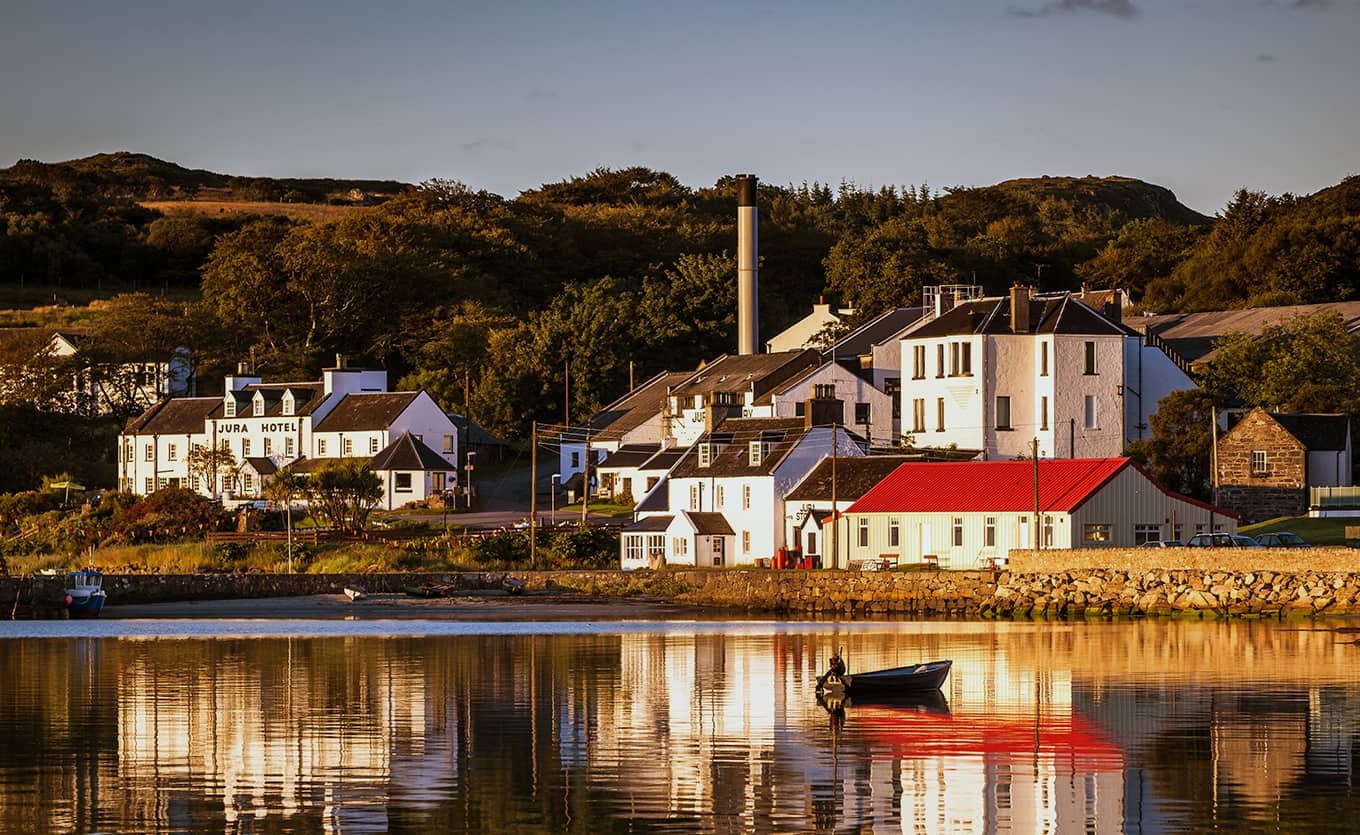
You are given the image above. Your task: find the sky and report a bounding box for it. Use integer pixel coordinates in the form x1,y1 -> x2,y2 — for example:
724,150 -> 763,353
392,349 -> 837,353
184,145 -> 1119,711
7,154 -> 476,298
3,0 -> 1358,215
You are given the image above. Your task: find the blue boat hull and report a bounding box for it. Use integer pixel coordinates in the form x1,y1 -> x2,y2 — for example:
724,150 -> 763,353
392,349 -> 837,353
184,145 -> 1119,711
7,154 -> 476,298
67,590 -> 106,619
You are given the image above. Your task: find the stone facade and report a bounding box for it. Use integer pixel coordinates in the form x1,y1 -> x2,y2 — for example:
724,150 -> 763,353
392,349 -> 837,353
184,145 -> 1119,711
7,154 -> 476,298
1216,409 -> 1307,521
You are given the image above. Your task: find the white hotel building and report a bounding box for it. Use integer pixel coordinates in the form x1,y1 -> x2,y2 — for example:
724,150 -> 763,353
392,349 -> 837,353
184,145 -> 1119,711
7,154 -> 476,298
118,359 -> 458,509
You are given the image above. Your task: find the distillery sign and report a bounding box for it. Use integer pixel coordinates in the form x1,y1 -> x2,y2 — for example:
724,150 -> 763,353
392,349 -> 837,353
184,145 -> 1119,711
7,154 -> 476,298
216,421 -> 298,433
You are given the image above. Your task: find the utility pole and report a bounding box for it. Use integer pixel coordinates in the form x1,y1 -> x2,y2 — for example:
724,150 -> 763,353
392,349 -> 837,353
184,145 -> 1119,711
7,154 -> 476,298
1210,406 -> 1218,533
564,360 -> 570,427
530,421 -> 537,568
831,422 -> 838,570
581,425 -> 591,525
1032,437 -> 1041,557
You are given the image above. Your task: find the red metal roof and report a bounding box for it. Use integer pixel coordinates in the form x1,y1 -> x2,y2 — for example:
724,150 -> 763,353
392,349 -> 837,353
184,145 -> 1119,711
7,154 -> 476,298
847,458 -> 1132,514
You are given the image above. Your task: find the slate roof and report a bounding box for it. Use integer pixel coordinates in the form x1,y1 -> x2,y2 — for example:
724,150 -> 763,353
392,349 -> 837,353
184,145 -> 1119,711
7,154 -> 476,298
581,371 -> 693,435
370,432 -> 454,471
1271,413 -> 1351,452
623,515 -> 674,532
598,444 -> 663,470
242,456 -> 278,476
908,294 -> 1133,339
635,479 -> 669,512
124,397 -> 220,434
687,511 -> 734,535
1129,302 -> 1360,365
785,455 -> 923,502
312,392 -> 420,432
825,307 -> 929,360
668,418 -> 810,479
668,350 -> 823,405
640,447 -> 686,471
283,457 -> 358,474
233,382 -> 327,417
847,457 -> 1224,515
447,413 -> 508,448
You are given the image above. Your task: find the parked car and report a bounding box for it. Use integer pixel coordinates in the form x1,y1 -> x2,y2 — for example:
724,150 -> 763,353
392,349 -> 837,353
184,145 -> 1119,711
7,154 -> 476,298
1186,533 -> 1260,548
1254,531 -> 1311,548
1139,540 -> 1183,548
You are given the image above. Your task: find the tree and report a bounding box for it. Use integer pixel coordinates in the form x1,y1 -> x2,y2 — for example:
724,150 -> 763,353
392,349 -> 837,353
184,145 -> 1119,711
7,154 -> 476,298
186,441 -> 238,499
1125,389 -> 1216,500
1202,312 -> 1360,409
823,216 -> 958,314
307,458 -> 382,532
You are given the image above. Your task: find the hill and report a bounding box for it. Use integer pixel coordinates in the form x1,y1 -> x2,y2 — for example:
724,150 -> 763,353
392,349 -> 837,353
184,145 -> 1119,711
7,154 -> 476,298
941,175 -> 1213,228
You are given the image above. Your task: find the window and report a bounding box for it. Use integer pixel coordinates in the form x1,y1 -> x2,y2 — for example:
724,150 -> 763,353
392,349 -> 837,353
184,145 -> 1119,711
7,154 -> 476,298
742,484 -> 751,510
395,473 -> 412,492
443,435 -> 454,454
317,439 -> 327,456
1084,341 -> 1097,375
698,444 -> 712,467
625,535 -> 643,562
167,443 -> 177,461
854,402 -> 871,425
936,344 -> 945,378
1043,515 -> 1054,547
689,484 -> 700,511
1083,523 -> 1112,543
950,342 -> 960,376
886,378 -> 901,418
1251,450 -> 1269,475
953,342 -> 972,375
369,437 -> 379,454
952,517 -> 963,547
742,531 -> 751,554
341,438 -> 352,455
912,398 -> 927,434
253,397 -> 264,417
647,476 -> 659,491
749,441 -> 763,466
857,518 -> 869,548
189,474 -> 199,491
286,437 -> 295,457
936,398 -> 945,432
242,438 -> 251,456
571,451 -> 580,468
144,477 -> 153,494
673,537 -> 688,558
795,402 -> 805,417
263,438 -> 272,456
889,518 -> 900,547
1134,524 -> 1162,546
282,394 -> 294,416
647,534 -> 665,557
995,396 -> 1011,430
1040,342 -> 1049,376
814,383 -> 835,399
1041,396 -> 1049,431
1084,395 -> 1098,430
715,485 -> 725,508
912,345 -> 926,379
145,444 -> 154,461
984,516 -> 996,548
224,399 -> 236,418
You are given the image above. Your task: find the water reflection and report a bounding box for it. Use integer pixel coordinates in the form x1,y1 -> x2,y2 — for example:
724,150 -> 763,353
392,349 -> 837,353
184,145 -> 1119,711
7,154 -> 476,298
1,620 -> 1359,832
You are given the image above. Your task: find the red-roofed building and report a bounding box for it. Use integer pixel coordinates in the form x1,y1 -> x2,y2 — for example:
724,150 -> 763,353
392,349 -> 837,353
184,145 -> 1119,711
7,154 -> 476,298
830,457 -> 1233,569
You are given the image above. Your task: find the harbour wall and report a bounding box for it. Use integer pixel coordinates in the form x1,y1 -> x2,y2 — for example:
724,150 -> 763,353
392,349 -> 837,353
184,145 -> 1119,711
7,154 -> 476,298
7,551 -> 1360,618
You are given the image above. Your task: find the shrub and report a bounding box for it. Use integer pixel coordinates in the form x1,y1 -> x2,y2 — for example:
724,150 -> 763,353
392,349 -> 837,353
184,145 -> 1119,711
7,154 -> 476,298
541,526 -> 619,569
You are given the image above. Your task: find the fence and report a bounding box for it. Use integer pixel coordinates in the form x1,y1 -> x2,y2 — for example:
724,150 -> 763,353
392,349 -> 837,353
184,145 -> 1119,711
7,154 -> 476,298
1310,486 -> 1360,513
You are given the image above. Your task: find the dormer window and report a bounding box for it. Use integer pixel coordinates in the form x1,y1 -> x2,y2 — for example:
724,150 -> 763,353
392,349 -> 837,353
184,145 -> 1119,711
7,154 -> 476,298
282,392 -> 294,416
698,443 -> 712,467
252,392 -> 265,416
224,397 -> 236,418
749,440 -> 764,466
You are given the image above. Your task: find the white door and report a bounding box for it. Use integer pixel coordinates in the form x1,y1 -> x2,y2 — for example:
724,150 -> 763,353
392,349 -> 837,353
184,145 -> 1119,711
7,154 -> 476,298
1018,516 -> 1031,549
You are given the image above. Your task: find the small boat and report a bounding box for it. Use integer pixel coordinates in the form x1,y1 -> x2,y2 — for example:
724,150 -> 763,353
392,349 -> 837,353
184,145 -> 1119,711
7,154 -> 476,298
502,576 -> 525,596
343,585 -> 367,601
404,582 -> 456,599
817,659 -> 952,698
65,569 -> 107,619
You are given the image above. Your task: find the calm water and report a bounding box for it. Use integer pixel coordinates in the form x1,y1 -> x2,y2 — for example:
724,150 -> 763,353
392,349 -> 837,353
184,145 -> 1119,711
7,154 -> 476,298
2,618 -> 1359,833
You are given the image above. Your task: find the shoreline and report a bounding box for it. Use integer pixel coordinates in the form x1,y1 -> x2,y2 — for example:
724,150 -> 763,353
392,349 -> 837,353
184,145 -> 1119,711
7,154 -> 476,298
103,592 -> 726,621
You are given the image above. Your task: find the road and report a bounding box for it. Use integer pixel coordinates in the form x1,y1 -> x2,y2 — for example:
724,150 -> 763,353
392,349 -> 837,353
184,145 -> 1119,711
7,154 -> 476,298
386,463 -> 625,531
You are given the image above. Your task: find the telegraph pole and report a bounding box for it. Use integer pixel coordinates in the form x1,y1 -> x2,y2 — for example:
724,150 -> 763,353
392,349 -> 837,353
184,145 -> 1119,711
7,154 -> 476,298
1032,437 -> 1041,557
530,421 -> 537,568
581,425 -> 591,525
831,422 -> 838,570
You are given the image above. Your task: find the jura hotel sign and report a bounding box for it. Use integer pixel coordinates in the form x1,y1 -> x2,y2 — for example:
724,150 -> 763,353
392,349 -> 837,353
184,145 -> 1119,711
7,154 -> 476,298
216,420 -> 298,433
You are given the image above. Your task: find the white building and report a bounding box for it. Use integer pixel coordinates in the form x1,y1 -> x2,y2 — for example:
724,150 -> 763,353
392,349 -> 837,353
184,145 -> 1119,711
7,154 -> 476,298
662,350 -> 823,447
620,413 -> 866,569
764,301 -> 854,353
0,329 -> 193,416
897,286 -> 1193,459
118,358 -> 458,510
557,371 -> 692,487
833,457 -> 1235,570
781,455 -> 921,568
768,365 -> 895,449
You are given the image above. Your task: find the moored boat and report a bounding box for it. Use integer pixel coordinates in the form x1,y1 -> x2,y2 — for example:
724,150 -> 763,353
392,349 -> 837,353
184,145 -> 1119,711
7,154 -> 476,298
65,569 -> 106,619
343,585 -> 367,601
817,659 -> 952,698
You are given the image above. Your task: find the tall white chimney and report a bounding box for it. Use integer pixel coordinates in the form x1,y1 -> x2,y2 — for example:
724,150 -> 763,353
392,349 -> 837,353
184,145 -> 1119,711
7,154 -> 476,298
736,174 -> 759,355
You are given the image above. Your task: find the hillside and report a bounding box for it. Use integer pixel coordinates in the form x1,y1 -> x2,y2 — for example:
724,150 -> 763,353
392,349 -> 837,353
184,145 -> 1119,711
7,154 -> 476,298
941,175 -> 1213,228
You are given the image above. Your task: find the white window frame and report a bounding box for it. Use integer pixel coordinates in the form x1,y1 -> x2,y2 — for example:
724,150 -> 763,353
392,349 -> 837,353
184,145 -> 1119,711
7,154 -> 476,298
995,396 -> 1011,430
1084,395 -> 1098,430
1251,450 -> 1268,475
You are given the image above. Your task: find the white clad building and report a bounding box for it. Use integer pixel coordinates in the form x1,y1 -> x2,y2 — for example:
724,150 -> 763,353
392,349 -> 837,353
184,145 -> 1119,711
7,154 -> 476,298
898,286 -> 1193,460
621,412 -> 866,569
118,358 -> 459,509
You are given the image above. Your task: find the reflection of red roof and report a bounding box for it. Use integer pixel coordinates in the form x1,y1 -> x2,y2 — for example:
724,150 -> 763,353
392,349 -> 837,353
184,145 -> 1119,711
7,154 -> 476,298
852,707 -> 1124,773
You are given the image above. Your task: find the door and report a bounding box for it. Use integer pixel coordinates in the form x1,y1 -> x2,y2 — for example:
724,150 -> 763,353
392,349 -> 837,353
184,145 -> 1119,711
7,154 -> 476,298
1018,516 -> 1031,549
712,536 -> 725,566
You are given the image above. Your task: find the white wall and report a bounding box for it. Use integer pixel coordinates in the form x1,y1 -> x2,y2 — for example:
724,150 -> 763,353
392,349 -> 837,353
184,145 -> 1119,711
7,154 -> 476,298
770,365 -> 895,446
899,334 -> 986,451
388,392 -> 459,467
1051,334 -> 1126,458
1123,336 -> 1196,447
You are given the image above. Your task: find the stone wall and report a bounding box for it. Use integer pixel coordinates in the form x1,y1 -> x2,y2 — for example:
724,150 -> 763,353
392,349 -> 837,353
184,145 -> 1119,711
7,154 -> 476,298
9,563 -> 1360,619
1217,409 -> 1307,521
1009,546 -> 1360,574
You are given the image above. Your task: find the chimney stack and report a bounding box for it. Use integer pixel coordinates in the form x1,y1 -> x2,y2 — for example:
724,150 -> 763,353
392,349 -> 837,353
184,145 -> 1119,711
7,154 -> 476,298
736,174 -> 759,355
1010,284 -> 1032,334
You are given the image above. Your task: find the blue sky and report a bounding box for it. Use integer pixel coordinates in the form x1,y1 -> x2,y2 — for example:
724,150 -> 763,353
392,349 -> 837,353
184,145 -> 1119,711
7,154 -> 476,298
3,0 -> 1357,214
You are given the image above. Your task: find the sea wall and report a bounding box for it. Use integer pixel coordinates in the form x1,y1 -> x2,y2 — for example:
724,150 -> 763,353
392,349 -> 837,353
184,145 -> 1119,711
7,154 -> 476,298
1008,546 -> 1360,574
8,560 -> 1360,618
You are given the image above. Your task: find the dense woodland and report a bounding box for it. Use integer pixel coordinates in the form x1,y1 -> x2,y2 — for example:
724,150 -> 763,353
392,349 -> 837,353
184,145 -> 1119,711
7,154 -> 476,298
3,152 -> 1360,492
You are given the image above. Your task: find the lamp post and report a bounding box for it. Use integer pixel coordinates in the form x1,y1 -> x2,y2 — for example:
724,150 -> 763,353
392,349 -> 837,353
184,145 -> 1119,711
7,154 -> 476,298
464,452 -> 477,510
551,473 -> 560,524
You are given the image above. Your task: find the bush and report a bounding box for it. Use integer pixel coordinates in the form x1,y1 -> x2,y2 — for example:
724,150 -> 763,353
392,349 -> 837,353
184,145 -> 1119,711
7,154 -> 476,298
109,488 -> 229,543
540,526 -> 619,569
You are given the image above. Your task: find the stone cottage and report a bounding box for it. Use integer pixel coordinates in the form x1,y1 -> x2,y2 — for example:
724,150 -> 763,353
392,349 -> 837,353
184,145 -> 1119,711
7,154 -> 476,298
1216,408 -> 1352,522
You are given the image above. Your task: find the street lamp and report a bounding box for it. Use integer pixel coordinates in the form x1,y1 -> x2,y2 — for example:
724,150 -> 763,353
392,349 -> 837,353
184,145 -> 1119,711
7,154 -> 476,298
464,451 -> 477,510
550,473 -> 560,524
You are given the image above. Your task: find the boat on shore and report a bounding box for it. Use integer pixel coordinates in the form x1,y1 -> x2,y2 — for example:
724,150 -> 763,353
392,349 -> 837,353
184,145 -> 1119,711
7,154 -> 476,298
817,659 -> 952,698
65,569 -> 107,619
343,585 -> 367,601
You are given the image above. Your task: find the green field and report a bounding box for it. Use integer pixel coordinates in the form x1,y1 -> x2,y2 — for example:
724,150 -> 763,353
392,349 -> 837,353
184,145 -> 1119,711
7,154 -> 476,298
1239,516 -> 1359,546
